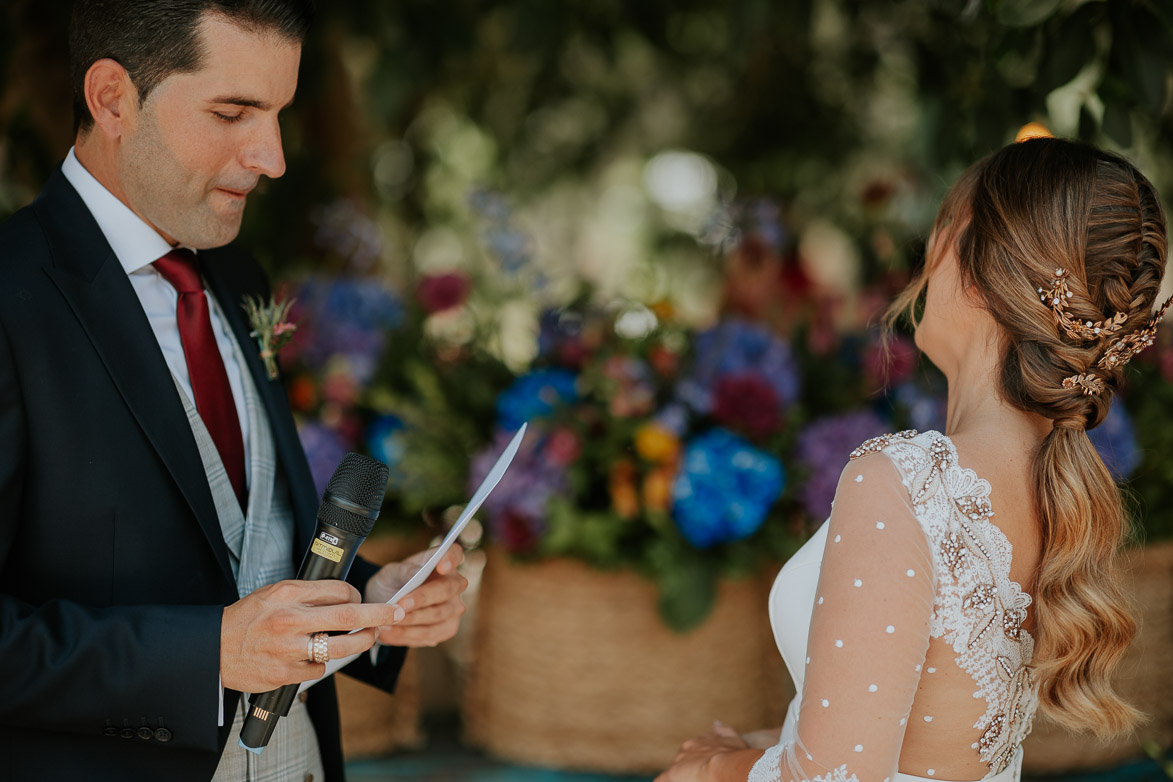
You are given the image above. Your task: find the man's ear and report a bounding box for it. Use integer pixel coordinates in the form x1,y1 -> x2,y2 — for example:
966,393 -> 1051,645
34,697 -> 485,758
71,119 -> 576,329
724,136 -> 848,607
84,59 -> 138,140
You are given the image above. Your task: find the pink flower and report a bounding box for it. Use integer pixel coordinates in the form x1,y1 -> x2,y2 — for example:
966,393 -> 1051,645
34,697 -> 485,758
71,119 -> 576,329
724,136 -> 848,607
416,273 -> 471,314
864,335 -> 918,388
545,427 -> 582,467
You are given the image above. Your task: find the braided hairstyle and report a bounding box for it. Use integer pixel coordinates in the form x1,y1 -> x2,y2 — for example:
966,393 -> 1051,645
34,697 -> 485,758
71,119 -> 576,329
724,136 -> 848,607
892,138 -> 1168,736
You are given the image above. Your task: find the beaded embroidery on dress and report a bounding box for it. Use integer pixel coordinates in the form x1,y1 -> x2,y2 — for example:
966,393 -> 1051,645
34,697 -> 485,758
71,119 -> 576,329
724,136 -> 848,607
849,430 -> 1039,774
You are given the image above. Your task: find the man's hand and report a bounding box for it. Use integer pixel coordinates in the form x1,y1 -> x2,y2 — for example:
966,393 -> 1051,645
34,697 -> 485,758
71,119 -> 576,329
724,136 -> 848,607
220,579 -> 404,694
364,544 -> 468,647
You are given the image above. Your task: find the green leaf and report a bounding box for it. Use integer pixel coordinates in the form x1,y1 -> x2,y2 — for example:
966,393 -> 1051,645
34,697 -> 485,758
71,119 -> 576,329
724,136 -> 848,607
655,553 -> 718,632
1102,100 -> 1133,147
1077,103 -> 1097,141
1035,5 -> 1098,94
997,0 -> 1065,28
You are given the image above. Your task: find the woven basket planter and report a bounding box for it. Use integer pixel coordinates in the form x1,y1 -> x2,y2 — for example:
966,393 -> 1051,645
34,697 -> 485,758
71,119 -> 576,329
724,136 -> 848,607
462,548 -> 790,774
336,534 -> 427,759
1022,540 -> 1173,773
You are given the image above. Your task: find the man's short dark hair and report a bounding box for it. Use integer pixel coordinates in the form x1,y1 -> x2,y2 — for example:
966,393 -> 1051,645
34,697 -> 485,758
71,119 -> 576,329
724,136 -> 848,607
69,0 -> 314,134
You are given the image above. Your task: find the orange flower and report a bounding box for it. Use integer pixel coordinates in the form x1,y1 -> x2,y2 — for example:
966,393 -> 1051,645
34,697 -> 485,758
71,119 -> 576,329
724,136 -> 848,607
288,375 -> 318,412
609,460 -> 640,519
642,466 -> 676,513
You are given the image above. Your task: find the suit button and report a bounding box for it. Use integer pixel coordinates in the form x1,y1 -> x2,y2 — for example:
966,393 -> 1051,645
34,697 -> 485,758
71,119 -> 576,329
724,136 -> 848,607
298,691 -> 308,703
304,775 -> 313,782
120,728 -> 135,739
137,726 -> 153,740
154,727 -> 173,743
103,727 -> 118,738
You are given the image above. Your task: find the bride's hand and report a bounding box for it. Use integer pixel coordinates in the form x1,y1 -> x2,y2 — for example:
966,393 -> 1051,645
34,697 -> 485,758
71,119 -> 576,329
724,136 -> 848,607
656,722 -> 750,782
740,725 -> 782,749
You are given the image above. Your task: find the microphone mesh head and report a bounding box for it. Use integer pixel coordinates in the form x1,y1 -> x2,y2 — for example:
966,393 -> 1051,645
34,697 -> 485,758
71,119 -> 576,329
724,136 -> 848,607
319,453 -> 389,536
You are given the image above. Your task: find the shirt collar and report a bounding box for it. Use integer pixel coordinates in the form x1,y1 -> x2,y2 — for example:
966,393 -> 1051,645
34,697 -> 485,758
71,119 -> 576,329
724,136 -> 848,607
61,146 -> 188,275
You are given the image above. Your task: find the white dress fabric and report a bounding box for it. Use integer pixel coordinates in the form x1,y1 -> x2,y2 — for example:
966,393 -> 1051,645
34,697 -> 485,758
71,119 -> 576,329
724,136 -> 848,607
749,430 -> 1038,782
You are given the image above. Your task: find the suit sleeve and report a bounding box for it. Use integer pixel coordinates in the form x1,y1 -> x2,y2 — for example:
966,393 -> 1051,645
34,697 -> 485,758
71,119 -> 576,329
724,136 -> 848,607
339,555 -> 409,692
0,316 -> 224,751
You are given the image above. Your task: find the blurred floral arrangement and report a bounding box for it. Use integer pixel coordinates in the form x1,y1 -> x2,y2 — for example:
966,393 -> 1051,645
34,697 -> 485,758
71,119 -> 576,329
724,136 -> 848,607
277,185 -> 1161,631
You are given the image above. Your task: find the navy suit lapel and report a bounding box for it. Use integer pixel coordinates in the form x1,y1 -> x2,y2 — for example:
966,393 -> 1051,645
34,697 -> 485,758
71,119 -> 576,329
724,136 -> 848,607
34,169 -> 236,587
200,249 -> 320,553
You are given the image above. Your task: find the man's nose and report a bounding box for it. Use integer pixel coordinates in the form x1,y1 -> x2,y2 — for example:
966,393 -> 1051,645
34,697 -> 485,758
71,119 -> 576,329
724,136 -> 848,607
243,116 -> 286,179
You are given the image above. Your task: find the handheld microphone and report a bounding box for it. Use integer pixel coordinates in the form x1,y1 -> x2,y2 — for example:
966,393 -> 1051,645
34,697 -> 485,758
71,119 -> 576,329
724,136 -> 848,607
238,453 -> 389,753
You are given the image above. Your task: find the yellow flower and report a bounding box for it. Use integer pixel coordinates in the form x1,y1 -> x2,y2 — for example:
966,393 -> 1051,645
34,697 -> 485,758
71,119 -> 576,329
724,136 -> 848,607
635,423 -> 680,464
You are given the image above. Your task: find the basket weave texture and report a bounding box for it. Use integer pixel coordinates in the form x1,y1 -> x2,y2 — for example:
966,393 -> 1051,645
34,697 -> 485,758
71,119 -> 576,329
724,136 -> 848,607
336,535 -> 426,758
462,548 -> 791,774
1022,540 -> 1173,773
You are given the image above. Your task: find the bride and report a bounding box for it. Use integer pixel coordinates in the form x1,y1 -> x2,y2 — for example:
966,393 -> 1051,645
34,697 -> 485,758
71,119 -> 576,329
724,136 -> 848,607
657,137 -> 1168,782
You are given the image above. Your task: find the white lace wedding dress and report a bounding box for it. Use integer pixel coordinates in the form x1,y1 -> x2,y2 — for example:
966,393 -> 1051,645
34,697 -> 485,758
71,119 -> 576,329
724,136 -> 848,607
749,430 -> 1038,782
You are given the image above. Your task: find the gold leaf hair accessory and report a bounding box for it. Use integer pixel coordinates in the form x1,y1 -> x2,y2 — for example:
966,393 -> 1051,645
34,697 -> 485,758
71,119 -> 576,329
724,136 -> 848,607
1097,294 -> 1173,371
1061,373 -> 1106,396
1040,266 -> 1173,395
1038,268 -> 1127,343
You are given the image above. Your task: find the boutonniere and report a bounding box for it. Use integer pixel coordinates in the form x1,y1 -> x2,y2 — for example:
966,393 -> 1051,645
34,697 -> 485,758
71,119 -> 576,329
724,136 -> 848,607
242,293 -> 298,380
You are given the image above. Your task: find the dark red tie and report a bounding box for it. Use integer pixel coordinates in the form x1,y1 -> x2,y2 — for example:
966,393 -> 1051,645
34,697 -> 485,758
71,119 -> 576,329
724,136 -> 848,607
154,249 -> 247,509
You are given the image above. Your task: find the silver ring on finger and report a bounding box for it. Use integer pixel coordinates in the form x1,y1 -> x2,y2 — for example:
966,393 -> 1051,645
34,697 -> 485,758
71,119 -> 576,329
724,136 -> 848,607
309,631 -> 330,664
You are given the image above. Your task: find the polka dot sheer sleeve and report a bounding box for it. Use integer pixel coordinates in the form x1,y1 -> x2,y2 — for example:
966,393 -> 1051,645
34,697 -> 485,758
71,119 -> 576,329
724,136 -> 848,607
750,452 -> 935,782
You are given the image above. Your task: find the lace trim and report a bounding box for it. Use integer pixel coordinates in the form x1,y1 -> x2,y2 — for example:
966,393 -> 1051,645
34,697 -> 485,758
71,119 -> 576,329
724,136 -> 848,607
747,745 -> 861,782
851,430 -> 1039,775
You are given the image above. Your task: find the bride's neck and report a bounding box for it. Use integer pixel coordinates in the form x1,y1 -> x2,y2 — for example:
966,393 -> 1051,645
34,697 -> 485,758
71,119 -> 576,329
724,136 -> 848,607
940,336 -> 1052,447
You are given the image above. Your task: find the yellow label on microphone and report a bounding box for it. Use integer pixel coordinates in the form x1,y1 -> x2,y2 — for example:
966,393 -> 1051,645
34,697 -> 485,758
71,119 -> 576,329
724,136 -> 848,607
311,537 -> 344,563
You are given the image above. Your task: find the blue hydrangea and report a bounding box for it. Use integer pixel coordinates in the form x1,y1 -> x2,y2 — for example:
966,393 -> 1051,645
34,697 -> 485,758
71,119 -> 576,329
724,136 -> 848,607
295,277 -> 403,383
1088,402 -> 1141,481
496,369 -> 579,431
366,414 -> 407,487
671,428 -> 786,548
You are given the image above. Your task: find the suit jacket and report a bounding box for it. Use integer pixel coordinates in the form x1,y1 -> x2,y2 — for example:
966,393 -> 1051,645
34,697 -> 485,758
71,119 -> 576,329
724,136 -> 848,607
0,169 -> 406,781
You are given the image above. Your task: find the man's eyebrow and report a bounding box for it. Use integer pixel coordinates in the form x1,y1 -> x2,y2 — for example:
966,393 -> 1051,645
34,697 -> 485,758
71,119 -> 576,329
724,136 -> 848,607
207,96 -> 296,110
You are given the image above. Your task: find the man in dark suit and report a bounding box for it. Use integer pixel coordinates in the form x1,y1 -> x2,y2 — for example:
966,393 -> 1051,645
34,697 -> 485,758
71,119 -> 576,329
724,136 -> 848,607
0,2 -> 467,780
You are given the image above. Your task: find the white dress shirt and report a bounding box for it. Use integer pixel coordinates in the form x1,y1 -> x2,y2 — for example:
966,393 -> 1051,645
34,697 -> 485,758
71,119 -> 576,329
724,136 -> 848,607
61,147 -> 252,478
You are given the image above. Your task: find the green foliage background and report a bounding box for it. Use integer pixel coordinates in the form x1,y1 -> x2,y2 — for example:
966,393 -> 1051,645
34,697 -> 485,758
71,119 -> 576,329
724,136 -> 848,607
2,0 -> 1172,562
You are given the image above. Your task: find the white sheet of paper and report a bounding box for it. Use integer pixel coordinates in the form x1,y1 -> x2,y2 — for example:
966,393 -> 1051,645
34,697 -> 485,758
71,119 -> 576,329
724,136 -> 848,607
297,422 -> 527,693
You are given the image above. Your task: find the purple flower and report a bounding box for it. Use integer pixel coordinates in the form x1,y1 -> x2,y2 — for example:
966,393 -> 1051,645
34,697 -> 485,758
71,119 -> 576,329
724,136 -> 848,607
681,320 -> 800,415
1089,402 -> 1141,481
469,428 -> 569,553
311,200 -> 385,271
297,421 -> 351,497
795,410 -> 890,521
538,309 -> 587,367
893,381 -> 947,434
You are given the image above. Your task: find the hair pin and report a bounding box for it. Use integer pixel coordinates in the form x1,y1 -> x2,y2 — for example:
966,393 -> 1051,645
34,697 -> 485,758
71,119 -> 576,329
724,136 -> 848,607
1038,268 -> 1127,343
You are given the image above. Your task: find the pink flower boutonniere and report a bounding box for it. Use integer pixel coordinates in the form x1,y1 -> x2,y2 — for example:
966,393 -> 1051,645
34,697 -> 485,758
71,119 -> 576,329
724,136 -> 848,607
242,293 -> 298,380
